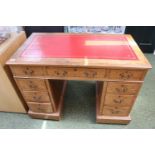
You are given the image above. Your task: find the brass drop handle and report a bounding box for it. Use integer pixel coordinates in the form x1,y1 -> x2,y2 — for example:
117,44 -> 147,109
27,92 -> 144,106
29,70 -> 34,75
29,81 -> 37,89
113,99 -> 123,104
111,110 -> 120,114
62,71 -> 68,76
119,72 -> 133,80
111,108 -> 120,114
54,70 -> 68,76
84,71 -> 97,78
23,67 -> 34,75
37,104 -> 42,111
24,70 -> 28,75
113,96 -> 124,104
115,85 -> 128,93
122,87 -> 127,92
29,84 -> 37,89
33,96 -> 42,101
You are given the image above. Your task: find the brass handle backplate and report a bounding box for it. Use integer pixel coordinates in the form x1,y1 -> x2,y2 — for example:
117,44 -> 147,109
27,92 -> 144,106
115,85 -> 128,93
84,71 -> 97,78
23,67 -> 34,75
119,71 -> 133,80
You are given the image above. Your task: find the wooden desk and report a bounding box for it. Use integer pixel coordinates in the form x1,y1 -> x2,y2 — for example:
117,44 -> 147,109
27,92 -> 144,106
6,33 -> 152,124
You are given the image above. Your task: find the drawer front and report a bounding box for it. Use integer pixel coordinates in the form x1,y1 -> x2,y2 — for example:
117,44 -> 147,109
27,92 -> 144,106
10,66 -> 45,77
102,106 -> 130,116
46,67 -> 106,79
107,82 -> 141,95
15,79 -> 47,91
23,91 -> 50,102
27,102 -> 53,113
104,94 -> 135,107
109,69 -> 145,81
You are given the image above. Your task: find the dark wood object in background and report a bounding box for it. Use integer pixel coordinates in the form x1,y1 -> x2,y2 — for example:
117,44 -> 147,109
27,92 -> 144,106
24,26 -> 64,37
125,26 -> 155,53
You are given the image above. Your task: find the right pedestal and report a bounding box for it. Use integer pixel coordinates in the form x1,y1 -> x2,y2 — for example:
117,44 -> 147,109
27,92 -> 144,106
96,81 -> 141,124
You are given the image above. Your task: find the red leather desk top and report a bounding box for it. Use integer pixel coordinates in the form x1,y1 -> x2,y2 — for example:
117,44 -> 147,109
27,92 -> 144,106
20,34 -> 138,60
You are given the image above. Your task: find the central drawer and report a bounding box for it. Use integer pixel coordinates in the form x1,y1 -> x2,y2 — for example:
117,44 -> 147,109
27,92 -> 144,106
27,102 -> 53,113
22,91 -> 50,102
46,67 -> 106,79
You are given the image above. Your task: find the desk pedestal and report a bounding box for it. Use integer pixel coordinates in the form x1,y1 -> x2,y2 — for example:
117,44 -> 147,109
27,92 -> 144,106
96,83 -> 131,124
96,80 -> 143,124
28,81 -> 67,120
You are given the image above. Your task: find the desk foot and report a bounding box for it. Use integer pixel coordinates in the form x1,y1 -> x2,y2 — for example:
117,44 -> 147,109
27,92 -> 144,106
28,81 -> 67,121
96,114 -> 131,124
96,97 -> 131,124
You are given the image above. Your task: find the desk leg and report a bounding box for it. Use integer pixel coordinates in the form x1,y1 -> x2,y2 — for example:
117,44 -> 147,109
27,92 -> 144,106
28,80 -> 67,120
96,82 -> 131,124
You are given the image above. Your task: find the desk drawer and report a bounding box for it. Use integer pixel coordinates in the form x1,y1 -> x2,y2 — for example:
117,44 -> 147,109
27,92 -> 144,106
10,66 -> 45,77
107,82 -> 141,95
15,79 -> 47,91
46,67 -> 106,79
22,91 -> 50,102
109,69 -> 145,81
102,106 -> 130,116
27,102 -> 53,113
104,94 -> 135,107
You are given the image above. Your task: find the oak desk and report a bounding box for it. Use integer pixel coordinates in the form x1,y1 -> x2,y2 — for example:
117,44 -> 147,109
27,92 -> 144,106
7,33 -> 152,124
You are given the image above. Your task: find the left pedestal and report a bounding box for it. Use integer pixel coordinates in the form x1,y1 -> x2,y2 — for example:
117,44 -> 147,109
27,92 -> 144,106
12,68 -> 67,120
8,63 -> 68,120
28,80 -> 67,120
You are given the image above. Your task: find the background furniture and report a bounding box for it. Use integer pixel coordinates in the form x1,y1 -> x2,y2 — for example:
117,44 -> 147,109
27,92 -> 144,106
7,33 -> 151,124
0,31 -> 27,113
24,26 -> 64,37
66,26 -> 155,53
65,26 -> 126,34
125,26 -> 155,53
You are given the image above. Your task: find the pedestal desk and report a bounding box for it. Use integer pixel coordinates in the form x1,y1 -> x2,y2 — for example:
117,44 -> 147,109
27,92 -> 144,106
6,33 -> 152,124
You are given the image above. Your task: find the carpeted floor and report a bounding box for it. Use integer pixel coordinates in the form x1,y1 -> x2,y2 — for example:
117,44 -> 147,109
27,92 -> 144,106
0,54 -> 154,129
